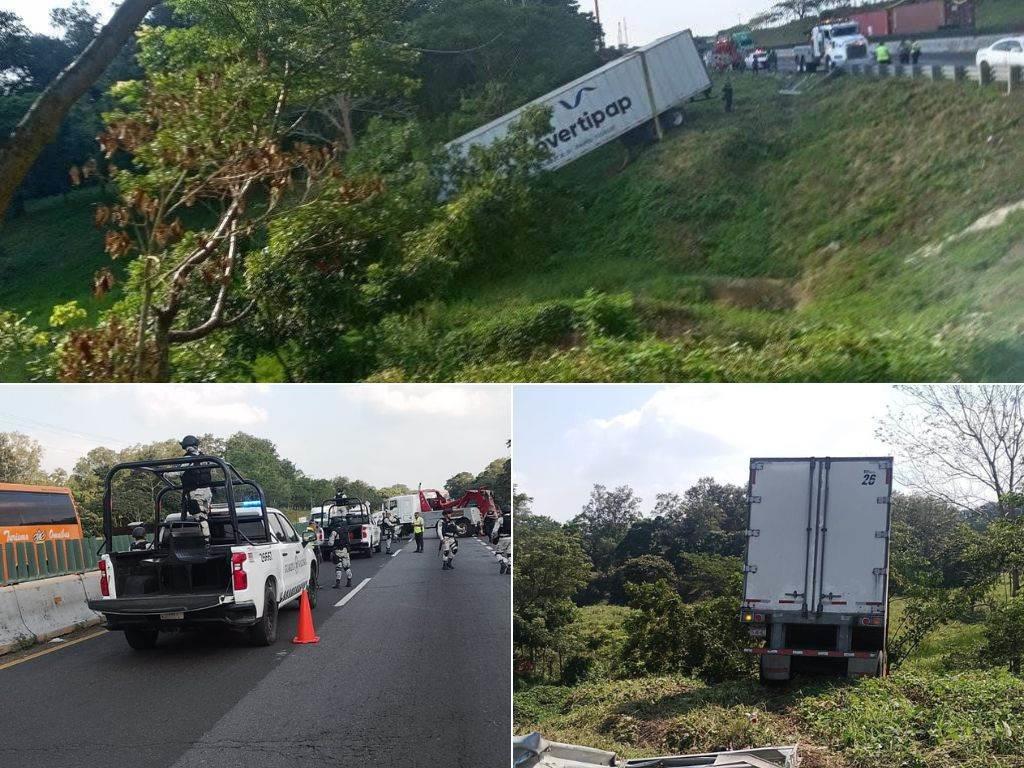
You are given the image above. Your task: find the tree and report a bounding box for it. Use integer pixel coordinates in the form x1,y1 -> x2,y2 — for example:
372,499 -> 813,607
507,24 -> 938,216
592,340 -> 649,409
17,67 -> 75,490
0,432 -> 50,484
621,580 -> 753,683
878,385 -> 1024,595
0,0 -> 160,220
473,457 -> 511,510
445,471 -> 476,499
514,523 -> 592,680
569,483 -> 642,571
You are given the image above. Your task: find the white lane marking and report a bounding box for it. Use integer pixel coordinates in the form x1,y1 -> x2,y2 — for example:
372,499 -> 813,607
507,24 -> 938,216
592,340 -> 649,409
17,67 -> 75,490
391,549 -> 402,557
334,578 -> 371,607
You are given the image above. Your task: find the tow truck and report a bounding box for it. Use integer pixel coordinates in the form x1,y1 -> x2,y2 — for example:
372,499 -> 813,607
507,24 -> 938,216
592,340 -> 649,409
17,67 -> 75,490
87,450 -> 319,650
314,493 -> 382,561
421,488 -> 503,539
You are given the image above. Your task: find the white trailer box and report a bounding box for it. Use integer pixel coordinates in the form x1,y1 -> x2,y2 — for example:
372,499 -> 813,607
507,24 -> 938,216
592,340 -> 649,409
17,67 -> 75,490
741,457 -> 893,681
445,30 -> 712,172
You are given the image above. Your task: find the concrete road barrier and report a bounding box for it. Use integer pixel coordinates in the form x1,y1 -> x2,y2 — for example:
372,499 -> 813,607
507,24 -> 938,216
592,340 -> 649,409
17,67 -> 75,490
0,585 -> 35,655
8,574 -> 103,650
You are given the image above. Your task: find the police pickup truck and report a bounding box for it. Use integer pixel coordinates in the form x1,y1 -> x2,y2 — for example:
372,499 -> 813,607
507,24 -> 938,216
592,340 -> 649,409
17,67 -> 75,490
87,452 -> 319,651
314,494 -> 382,560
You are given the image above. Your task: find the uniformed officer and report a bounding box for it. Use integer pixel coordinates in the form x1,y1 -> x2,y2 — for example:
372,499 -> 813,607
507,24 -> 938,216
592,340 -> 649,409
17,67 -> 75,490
381,510 -> 398,555
180,435 -> 211,539
328,527 -> 353,588
439,515 -> 458,571
130,525 -> 148,551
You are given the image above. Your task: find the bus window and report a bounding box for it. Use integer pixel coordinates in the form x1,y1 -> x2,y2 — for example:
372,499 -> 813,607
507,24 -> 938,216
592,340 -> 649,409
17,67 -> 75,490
0,489 -> 79,525
0,485 -> 84,546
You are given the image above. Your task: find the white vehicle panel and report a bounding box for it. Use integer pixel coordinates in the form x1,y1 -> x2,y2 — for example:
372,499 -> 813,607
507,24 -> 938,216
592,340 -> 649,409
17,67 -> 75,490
816,460 -> 890,614
744,460 -> 815,609
446,30 -> 711,172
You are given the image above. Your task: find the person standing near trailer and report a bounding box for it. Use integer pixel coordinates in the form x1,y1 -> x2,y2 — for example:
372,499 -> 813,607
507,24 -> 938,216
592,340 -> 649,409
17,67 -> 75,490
723,81 -> 734,113
439,514 -> 458,571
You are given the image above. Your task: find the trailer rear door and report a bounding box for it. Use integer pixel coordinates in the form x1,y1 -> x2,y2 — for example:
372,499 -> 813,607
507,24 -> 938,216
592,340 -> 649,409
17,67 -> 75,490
744,460 -> 817,612
816,459 -> 891,615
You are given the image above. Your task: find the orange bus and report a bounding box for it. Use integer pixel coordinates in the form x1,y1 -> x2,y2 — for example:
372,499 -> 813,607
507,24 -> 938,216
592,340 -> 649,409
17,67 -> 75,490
0,483 -> 86,583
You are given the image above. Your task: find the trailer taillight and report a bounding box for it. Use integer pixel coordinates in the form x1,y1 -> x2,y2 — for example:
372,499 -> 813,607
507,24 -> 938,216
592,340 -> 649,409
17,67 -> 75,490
753,613 -> 764,623
99,559 -> 109,597
231,552 -> 248,591
743,612 -> 753,622
859,616 -> 882,626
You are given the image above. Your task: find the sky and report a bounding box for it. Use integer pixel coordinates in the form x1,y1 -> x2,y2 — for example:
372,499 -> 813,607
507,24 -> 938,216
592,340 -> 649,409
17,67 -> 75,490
3,0 -> 773,40
0,384 -> 510,489
514,384 -> 908,522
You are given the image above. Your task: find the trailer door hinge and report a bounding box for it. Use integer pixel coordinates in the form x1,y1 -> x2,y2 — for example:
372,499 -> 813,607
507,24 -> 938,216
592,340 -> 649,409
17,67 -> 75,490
749,496 -> 762,504
746,529 -> 760,538
877,497 -> 888,504
873,567 -> 888,576
874,530 -> 889,539
744,565 -> 758,574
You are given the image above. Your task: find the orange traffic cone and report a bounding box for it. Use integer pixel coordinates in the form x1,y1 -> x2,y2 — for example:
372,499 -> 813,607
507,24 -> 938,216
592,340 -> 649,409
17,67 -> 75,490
292,589 -> 320,644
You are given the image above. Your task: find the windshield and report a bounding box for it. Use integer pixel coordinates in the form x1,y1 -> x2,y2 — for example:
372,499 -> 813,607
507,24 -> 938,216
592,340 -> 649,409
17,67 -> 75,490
831,25 -> 859,38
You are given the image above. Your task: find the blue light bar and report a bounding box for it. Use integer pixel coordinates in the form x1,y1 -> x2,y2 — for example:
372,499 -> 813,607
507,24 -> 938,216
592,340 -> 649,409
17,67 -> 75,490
237,500 -> 263,508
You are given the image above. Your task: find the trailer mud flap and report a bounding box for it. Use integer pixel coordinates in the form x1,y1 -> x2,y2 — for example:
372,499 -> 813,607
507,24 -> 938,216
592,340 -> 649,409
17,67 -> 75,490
760,654 -> 791,681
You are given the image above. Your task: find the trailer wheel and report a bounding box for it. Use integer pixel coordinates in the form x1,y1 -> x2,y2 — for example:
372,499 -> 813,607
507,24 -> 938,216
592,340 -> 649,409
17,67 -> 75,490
661,109 -> 685,131
124,629 -> 158,650
454,518 -> 470,537
249,583 -> 278,646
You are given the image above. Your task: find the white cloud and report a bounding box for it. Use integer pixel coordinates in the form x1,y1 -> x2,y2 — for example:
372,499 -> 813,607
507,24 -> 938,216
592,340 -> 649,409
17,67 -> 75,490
134,385 -> 270,426
345,385 -> 493,418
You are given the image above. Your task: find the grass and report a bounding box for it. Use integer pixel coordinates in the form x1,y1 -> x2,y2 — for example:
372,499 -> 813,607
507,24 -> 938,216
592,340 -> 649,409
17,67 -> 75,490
381,74 -> 1024,381
515,671 -> 1024,767
0,186 -> 120,323
8,74 -> 1024,381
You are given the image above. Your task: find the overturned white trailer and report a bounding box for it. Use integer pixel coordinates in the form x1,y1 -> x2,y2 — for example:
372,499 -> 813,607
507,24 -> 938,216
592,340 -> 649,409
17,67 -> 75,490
446,30 -> 712,172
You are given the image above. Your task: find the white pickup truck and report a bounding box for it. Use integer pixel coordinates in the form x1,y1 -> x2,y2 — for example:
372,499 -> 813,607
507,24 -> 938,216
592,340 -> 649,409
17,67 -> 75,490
88,454 -> 319,650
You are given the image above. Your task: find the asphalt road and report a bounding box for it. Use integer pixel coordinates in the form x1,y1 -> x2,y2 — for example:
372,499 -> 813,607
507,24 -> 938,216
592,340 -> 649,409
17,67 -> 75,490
0,533 -> 509,768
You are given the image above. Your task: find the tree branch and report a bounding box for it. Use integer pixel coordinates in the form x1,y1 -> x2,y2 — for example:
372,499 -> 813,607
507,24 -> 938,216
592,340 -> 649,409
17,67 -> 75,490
0,0 -> 160,222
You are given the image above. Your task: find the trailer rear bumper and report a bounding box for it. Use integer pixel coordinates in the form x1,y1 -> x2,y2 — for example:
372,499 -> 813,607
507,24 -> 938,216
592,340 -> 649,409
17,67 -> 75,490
745,648 -> 879,659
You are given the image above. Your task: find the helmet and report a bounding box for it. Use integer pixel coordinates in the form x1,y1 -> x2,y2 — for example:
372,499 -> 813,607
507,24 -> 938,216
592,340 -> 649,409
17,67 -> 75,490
132,525 -> 146,539
180,435 -> 200,450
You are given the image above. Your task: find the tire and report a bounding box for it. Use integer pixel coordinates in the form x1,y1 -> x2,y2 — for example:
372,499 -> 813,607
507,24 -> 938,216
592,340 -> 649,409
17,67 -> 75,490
307,565 -> 318,609
661,109 -> 685,131
124,629 -> 158,650
454,519 -> 470,537
249,582 -> 278,646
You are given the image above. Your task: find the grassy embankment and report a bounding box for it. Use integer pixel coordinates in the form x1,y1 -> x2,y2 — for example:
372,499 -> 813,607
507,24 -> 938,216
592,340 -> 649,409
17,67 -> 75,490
377,74 -> 1024,382
515,604 -> 1024,767
7,74 -> 1024,381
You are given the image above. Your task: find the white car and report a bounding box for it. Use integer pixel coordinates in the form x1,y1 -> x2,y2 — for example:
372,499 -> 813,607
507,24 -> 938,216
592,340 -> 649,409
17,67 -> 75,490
745,49 -> 769,69
977,37 -> 1024,71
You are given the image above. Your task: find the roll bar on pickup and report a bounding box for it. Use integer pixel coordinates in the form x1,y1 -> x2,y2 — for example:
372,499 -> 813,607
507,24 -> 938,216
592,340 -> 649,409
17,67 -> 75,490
100,454 -> 269,552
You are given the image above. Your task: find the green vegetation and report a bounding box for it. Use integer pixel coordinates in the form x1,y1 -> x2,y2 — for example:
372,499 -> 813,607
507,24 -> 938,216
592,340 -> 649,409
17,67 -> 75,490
5,4 -> 1024,381
515,671 -> 1024,765
515,393 -> 1024,763
400,75 -> 1024,382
